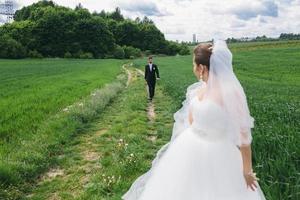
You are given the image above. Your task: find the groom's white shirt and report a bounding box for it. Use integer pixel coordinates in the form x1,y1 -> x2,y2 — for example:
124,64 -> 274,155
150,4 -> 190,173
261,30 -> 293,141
149,63 -> 153,72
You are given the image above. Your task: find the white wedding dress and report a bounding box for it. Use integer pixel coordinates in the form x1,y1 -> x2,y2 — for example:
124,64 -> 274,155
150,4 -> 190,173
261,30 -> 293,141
122,39 -> 266,200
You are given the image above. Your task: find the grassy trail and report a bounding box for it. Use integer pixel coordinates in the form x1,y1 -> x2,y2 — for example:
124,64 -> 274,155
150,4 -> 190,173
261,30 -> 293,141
0,59 -> 125,199
27,65 -> 176,199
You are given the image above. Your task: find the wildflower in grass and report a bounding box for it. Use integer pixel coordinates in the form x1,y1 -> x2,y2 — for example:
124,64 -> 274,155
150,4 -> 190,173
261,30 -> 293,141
126,153 -> 136,163
117,138 -> 128,150
102,174 -> 117,187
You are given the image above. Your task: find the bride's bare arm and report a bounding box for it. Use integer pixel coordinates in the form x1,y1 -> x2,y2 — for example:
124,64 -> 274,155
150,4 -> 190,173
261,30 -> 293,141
240,144 -> 252,174
240,144 -> 258,191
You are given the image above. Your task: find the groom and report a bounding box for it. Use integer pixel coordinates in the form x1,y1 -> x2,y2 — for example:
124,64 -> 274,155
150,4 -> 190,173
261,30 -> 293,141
144,56 -> 160,101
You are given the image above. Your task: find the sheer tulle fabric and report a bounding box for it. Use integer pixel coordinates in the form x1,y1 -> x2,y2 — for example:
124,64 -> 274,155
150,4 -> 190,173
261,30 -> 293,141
123,94 -> 266,200
203,39 -> 254,147
171,81 -> 205,141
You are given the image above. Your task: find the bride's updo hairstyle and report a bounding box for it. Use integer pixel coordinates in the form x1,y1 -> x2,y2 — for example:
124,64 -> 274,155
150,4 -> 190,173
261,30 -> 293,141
193,43 -> 213,70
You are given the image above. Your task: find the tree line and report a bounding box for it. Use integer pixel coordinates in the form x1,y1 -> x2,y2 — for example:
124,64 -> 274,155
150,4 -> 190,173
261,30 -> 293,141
226,33 -> 300,43
0,1 -> 190,59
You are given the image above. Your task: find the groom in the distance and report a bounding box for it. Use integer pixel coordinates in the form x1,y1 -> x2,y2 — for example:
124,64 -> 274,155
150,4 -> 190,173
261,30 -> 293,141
144,56 -> 160,101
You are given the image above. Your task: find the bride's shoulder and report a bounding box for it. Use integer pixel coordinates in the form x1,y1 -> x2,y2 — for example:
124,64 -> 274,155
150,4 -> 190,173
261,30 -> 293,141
190,91 -> 222,112
190,93 -> 205,108
185,81 -> 205,99
186,81 -> 202,90
196,86 -> 206,100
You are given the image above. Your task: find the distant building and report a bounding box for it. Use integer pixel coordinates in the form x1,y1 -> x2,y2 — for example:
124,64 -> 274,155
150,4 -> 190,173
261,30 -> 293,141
193,34 -> 196,43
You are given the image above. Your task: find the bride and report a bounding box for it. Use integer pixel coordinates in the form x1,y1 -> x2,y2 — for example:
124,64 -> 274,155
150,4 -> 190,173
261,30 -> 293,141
122,39 -> 266,200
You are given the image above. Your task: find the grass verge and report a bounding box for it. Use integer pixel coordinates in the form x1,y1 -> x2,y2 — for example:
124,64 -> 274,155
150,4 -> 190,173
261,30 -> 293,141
0,66 -> 127,200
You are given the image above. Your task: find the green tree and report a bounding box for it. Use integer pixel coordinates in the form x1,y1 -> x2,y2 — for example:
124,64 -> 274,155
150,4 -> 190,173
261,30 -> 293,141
33,7 -> 78,57
3,1 -> 185,58
0,20 -> 37,51
113,45 -> 125,59
164,41 -> 181,55
14,0 -> 56,21
0,35 -> 26,58
74,17 -> 115,58
179,44 -> 190,55
138,23 -> 166,53
115,20 -> 140,47
123,45 -> 142,58
110,7 -> 124,21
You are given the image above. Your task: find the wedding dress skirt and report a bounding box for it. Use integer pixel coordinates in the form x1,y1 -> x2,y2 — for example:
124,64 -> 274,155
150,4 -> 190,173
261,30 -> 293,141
122,81 -> 266,200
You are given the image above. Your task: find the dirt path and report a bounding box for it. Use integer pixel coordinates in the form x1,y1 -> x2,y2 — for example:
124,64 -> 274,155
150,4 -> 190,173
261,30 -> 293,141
122,64 -> 133,87
147,102 -> 156,122
28,65 -> 134,199
136,68 -> 156,123
28,64 -> 167,199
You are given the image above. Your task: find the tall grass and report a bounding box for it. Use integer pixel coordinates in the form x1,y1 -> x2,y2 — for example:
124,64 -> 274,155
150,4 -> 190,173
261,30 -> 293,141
0,59 -> 123,141
0,59 -> 126,199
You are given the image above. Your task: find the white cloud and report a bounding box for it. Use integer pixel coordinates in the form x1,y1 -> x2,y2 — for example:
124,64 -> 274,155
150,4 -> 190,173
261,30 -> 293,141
228,0 -> 278,20
164,26 -> 186,35
118,0 -> 172,17
0,15 -> 6,23
3,0 -> 300,42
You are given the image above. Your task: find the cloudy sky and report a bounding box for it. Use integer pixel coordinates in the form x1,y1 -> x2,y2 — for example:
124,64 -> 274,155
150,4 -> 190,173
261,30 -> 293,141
3,0 -> 300,41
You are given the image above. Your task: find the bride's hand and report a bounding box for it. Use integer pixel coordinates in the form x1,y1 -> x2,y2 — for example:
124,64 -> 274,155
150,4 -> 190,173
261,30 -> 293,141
243,171 -> 259,191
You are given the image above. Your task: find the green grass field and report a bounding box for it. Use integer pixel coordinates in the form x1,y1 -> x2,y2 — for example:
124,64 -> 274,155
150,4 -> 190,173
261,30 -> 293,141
1,40 -> 299,199
0,59 -> 123,141
0,59 -> 125,198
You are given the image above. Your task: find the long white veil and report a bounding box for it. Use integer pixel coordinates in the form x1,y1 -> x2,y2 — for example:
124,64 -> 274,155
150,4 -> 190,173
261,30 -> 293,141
203,39 -> 254,147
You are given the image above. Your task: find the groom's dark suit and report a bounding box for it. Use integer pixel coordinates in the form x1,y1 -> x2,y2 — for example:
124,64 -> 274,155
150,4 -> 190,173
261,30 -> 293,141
144,63 -> 160,99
